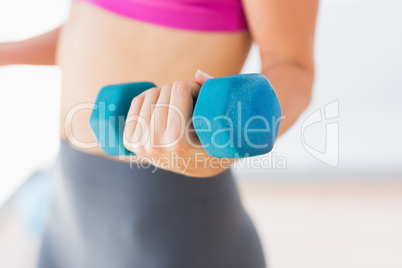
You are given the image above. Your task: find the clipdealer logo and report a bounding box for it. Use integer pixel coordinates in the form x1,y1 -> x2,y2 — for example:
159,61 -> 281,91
301,100 -> 339,167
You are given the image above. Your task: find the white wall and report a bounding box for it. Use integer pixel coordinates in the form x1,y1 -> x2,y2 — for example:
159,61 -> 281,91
0,0 -> 67,204
240,0 -> 402,177
1,0 -> 401,204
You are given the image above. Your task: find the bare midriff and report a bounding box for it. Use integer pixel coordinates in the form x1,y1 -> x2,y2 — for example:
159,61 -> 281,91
59,2 -> 252,158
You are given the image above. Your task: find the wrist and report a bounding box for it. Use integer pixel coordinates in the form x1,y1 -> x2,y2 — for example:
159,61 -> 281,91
0,42 -> 16,66
0,43 -> 7,66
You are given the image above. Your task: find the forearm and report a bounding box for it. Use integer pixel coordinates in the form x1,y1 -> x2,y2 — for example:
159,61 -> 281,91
0,26 -> 62,66
261,59 -> 314,136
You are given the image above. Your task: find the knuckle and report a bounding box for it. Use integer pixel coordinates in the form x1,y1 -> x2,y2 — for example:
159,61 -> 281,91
130,94 -> 144,107
142,142 -> 152,153
160,84 -> 172,94
149,146 -> 163,155
145,87 -> 160,98
135,146 -> 146,155
149,135 -> 163,151
166,126 -> 182,143
172,81 -> 189,96
151,86 -> 161,93
172,140 -> 188,154
143,139 -> 163,154
157,85 -> 172,105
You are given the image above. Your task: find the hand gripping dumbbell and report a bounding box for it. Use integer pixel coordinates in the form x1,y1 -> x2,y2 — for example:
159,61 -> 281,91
89,73 -> 282,158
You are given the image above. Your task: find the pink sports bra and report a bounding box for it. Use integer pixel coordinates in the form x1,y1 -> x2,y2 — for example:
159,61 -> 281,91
74,0 -> 248,32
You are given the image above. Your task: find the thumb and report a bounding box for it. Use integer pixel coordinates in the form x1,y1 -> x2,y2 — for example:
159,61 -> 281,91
195,69 -> 213,85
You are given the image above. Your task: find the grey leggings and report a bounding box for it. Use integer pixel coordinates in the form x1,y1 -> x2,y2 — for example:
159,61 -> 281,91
38,140 -> 266,268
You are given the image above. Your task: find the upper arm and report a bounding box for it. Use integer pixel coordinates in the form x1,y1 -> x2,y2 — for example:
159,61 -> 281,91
242,0 -> 319,71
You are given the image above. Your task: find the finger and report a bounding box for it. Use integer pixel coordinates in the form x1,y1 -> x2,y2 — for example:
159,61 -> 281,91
132,87 -> 160,147
195,69 -> 213,85
167,81 -> 201,133
151,84 -> 172,134
138,87 -> 161,125
124,93 -> 145,143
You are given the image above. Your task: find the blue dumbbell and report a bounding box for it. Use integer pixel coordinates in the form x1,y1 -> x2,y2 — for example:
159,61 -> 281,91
89,74 -> 281,158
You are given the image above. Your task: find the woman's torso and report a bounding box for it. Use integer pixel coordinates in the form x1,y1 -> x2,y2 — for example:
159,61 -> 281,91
40,4 -> 268,267
59,2 -> 252,156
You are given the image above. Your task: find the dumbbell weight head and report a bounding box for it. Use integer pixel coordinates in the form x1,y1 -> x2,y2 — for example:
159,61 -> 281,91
193,73 -> 281,158
89,81 -> 156,156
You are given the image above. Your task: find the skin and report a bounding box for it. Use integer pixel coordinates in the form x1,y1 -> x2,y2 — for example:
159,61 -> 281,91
0,0 -> 319,177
